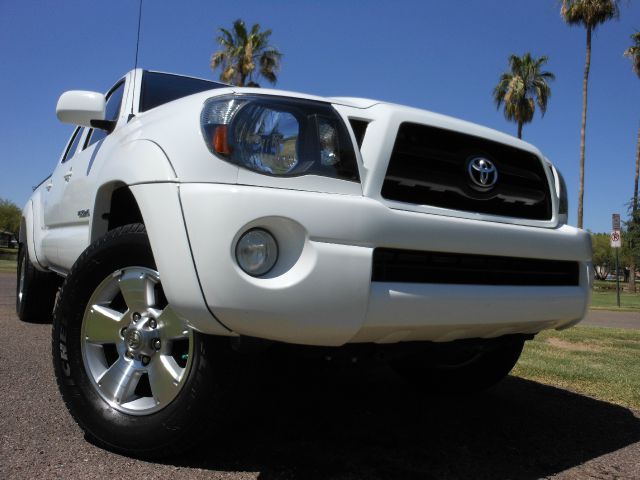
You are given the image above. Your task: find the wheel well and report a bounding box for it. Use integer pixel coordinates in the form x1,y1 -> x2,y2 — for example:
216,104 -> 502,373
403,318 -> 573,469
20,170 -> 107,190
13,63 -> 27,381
91,184 -> 144,243
107,187 -> 143,231
19,217 -> 26,245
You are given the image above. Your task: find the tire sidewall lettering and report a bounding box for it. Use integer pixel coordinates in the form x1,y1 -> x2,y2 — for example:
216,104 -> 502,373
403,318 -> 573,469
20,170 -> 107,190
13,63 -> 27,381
58,324 -> 71,377
52,224 -> 216,456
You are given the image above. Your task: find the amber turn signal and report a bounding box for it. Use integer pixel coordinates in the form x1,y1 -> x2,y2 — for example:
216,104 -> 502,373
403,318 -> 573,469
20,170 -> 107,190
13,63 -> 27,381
212,125 -> 230,155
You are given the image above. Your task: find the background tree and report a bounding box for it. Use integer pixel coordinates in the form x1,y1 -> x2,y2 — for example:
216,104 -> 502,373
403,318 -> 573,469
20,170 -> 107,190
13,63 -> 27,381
621,204 -> 640,285
625,31 -> 640,74
624,197 -> 640,291
210,19 -> 282,87
560,0 -> 620,229
493,53 -> 555,139
0,198 -> 20,238
591,232 -> 615,280
624,31 -> 640,292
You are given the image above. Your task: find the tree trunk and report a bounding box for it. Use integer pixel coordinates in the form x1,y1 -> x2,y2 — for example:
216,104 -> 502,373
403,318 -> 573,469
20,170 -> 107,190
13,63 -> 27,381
517,122 -> 523,139
628,125 -> 640,293
634,125 -> 640,211
577,27 -> 591,229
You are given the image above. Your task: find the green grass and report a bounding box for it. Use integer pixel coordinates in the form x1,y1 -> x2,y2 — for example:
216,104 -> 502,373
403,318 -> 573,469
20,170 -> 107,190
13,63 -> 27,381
0,246 -> 17,263
592,279 -> 618,291
590,290 -> 640,311
513,326 -> 640,410
589,279 -> 640,311
0,259 -> 16,273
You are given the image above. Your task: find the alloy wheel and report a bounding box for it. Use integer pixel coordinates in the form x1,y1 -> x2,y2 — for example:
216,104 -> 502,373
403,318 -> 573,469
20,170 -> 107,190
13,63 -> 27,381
80,267 -> 193,415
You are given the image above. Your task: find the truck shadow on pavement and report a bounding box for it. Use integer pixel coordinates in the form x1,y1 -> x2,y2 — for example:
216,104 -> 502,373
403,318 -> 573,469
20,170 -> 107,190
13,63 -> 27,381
168,368 -> 640,479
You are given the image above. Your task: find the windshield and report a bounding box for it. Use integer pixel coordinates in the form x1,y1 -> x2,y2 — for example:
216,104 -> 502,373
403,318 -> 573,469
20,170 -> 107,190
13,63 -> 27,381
140,71 -> 227,112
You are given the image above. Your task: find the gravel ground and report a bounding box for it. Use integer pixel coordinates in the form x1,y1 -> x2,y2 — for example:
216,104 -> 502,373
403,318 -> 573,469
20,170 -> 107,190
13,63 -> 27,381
1,272 -> 639,479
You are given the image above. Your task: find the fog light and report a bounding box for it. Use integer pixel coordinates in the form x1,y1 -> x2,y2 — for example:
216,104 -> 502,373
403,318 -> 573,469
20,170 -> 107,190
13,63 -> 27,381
235,229 -> 278,276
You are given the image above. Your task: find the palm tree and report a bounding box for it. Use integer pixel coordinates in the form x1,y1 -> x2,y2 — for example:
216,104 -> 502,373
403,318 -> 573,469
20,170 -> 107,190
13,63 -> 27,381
493,53 -> 555,139
560,0 -> 620,229
625,31 -> 640,76
625,32 -> 640,209
210,19 -> 282,87
625,31 -> 640,292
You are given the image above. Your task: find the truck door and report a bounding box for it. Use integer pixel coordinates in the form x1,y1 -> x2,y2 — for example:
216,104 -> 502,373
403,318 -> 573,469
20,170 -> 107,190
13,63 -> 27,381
41,126 -> 86,265
42,80 -> 126,270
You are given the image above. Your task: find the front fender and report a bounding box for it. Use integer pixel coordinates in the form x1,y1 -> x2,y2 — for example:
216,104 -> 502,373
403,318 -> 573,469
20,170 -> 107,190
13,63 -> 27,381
87,139 -> 229,336
22,192 -> 48,271
89,139 -> 177,244
129,182 -> 231,336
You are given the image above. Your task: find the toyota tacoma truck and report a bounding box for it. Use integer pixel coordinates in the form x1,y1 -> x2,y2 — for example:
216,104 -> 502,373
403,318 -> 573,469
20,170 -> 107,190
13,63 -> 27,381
17,69 -> 592,457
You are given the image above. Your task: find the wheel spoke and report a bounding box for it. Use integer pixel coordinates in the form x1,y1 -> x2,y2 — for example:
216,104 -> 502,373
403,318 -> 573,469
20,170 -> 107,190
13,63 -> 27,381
148,356 -> 182,405
97,357 -> 141,405
82,266 -> 194,415
115,341 -> 127,358
84,305 -> 125,344
157,305 -> 189,339
118,270 -> 155,314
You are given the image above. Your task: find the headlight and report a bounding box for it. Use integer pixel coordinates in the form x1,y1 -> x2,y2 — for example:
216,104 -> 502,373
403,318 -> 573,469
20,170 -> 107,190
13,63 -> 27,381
548,164 -> 568,217
554,167 -> 568,216
201,95 -> 360,182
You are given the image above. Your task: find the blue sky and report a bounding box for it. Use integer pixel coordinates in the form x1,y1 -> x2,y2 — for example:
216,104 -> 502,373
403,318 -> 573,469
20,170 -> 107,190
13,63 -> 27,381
1,0 -> 638,233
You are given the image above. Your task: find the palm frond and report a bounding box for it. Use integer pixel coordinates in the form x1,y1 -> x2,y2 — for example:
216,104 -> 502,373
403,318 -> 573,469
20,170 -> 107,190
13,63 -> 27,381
233,19 -> 248,43
259,51 -> 281,84
210,19 -> 282,86
210,51 -> 226,70
217,28 -> 234,48
624,31 -> 640,78
561,0 -> 619,29
493,52 -> 555,135
220,66 -> 235,83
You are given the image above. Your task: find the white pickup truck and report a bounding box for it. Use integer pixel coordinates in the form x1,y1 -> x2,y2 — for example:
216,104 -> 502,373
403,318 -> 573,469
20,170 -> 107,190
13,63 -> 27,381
18,69 -> 592,457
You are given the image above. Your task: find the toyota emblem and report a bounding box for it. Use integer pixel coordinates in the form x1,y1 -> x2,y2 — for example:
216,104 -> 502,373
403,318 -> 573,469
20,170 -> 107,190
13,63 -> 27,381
467,157 -> 498,189
125,329 -> 142,351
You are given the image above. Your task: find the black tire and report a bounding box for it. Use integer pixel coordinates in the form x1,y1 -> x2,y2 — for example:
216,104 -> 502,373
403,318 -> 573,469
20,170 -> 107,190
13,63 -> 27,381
16,243 -> 61,323
390,338 -> 525,393
52,224 -> 218,458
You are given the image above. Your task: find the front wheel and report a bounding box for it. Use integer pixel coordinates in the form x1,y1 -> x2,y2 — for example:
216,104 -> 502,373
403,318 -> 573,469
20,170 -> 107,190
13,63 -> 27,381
52,224 -> 217,457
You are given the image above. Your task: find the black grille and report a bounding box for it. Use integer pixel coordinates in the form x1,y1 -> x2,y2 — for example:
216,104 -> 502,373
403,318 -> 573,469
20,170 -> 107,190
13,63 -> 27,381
372,248 -> 580,286
381,123 -> 552,220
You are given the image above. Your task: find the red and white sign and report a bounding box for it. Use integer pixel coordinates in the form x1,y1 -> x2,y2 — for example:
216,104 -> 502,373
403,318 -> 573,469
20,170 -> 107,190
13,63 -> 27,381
611,230 -> 621,248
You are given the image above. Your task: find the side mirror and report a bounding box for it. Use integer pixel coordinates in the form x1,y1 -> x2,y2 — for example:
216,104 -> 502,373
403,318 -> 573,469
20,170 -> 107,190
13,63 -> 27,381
56,91 -> 106,127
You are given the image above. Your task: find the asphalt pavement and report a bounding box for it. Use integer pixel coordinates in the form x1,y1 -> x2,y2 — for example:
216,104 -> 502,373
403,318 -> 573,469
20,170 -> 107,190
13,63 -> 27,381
581,309 -> 640,330
1,272 -> 639,479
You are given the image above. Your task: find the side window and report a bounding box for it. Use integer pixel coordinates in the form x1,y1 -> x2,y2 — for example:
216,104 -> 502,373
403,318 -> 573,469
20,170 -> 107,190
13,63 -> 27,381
85,81 -> 125,148
62,127 -> 83,163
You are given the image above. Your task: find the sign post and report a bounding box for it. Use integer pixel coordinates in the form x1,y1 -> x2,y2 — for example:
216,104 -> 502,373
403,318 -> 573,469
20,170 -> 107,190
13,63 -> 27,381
611,214 -> 621,307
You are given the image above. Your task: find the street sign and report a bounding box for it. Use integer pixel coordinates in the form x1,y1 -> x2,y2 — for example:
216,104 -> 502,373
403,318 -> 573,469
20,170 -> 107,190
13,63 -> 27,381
612,213 -> 621,231
610,219 -> 622,307
611,230 -> 621,248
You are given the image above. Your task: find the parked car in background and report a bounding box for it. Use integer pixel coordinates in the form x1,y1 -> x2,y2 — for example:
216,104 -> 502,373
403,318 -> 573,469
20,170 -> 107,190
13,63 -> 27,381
0,231 -> 17,248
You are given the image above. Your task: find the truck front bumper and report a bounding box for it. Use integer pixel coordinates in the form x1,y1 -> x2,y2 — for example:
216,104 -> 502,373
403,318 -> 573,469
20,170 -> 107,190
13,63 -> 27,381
179,183 -> 592,346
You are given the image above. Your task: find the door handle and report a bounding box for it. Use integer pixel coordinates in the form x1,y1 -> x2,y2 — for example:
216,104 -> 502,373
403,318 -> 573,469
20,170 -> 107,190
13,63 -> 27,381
45,181 -> 53,192
63,169 -> 73,182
